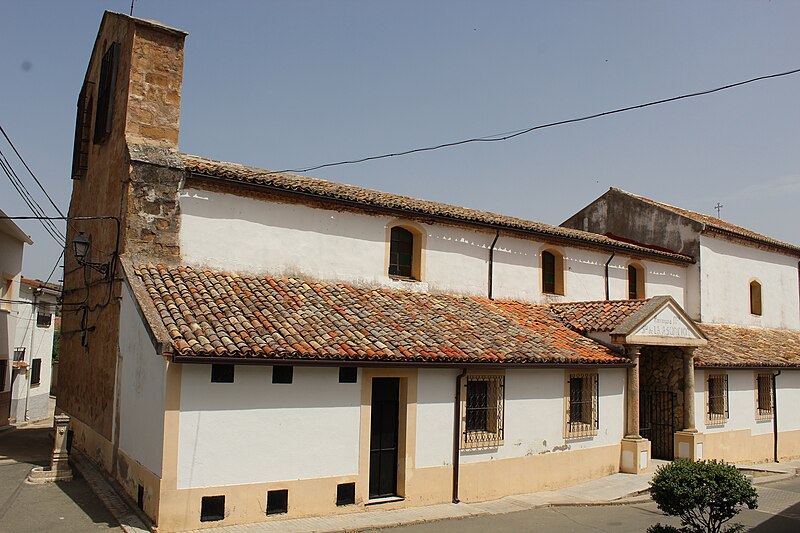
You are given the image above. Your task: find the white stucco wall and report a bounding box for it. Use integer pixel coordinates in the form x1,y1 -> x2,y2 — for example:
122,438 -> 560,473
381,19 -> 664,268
699,235 -> 800,329
118,281 -> 167,476
0,231 -> 25,396
11,284 -> 57,422
695,370 -> 800,435
177,365 -> 361,489
180,188 -> 688,306
415,368 -> 626,468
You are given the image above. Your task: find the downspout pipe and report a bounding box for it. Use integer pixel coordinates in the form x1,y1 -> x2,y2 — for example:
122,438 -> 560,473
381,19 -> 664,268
773,370 -> 781,463
452,368 -> 468,503
604,252 -> 615,300
487,230 -> 500,300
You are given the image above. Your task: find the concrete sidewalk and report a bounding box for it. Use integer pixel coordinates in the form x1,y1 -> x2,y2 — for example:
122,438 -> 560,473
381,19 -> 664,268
176,459 -> 799,533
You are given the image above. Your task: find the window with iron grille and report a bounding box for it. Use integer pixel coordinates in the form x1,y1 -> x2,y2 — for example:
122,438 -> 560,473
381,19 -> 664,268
389,226 -> 415,279
462,375 -> 504,449
37,308 -> 52,328
706,373 -> 729,424
756,372 -> 773,420
13,347 -> 25,362
565,372 -> 599,438
94,42 -> 120,144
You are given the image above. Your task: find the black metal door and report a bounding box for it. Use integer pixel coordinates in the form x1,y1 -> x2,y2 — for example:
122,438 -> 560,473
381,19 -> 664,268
369,378 -> 400,499
640,390 -> 676,460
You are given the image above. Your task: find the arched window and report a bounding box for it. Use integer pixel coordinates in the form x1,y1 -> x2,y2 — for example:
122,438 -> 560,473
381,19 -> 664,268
541,249 -> 564,295
389,226 -> 415,279
750,280 -> 762,316
628,263 -> 645,299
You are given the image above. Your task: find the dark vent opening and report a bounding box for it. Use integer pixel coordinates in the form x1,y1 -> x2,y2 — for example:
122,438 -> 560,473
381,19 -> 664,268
272,366 -> 293,384
137,485 -> 144,511
336,482 -> 356,506
339,367 -> 357,384
266,489 -> 288,515
211,364 -> 234,383
200,495 -> 225,522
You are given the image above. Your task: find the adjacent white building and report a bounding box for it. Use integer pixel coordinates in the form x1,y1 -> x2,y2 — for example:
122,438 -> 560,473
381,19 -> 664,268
0,208 -> 32,427
11,278 -> 59,423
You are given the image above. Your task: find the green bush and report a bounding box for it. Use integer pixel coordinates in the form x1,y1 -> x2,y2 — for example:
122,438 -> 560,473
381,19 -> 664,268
649,460 -> 758,533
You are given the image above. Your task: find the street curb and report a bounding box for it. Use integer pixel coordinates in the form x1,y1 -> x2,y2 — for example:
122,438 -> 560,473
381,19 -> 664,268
70,450 -> 152,533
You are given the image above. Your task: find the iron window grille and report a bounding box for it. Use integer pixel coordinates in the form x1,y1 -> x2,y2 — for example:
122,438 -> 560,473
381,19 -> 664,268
707,373 -> 729,424
389,226 -> 415,279
13,347 -> 25,362
37,310 -> 52,328
462,375 -> 504,449
756,373 -> 774,420
566,372 -> 599,438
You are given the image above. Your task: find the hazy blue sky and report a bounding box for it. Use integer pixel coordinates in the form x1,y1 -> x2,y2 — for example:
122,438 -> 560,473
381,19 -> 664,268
2,1 -> 799,281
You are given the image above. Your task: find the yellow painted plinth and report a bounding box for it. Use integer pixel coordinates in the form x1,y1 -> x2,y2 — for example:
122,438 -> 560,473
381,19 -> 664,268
620,437 -> 651,473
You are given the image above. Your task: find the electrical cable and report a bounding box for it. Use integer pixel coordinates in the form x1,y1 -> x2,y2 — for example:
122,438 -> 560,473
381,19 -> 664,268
242,66 -> 800,178
0,124 -> 71,221
0,153 -> 65,244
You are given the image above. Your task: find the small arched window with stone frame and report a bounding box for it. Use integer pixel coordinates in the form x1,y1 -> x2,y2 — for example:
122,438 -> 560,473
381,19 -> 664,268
387,224 -> 424,280
628,262 -> 646,300
541,248 -> 565,295
749,280 -> 762,316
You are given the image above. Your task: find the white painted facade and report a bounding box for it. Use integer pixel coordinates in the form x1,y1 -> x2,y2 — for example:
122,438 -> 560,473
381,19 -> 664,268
177,365 -> 361,489
699,235 -> 800,329
179,188 -> 688,306
117,281 -> 167,476
416,368 -> 626,468
11,280 -> 59,423
694,369 -> 800,436
0,213 -> 31,426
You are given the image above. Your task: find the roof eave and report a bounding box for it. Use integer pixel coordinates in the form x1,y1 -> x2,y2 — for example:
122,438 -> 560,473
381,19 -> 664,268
186,170 -> 694,265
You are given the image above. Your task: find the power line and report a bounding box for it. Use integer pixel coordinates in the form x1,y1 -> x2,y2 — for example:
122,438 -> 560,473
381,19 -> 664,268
0,150 -> 65,244
248,66 -> 800,177
0,124 -> 69,220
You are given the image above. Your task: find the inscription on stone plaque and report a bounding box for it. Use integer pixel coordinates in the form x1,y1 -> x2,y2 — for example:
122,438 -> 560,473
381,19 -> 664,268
636,307 -> 692,338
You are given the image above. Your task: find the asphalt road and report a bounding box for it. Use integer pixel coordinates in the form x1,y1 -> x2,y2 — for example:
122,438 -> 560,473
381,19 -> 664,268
0,422 -> 120,533
370,476 -> 800,532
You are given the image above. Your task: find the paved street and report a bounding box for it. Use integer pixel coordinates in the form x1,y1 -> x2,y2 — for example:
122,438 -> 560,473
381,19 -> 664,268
0,403 -> 120,533
371,476 -> 800,533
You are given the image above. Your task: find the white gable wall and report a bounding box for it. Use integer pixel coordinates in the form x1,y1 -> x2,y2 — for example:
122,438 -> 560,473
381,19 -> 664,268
699,235 -> 800,329
118,281 -> 167,476
179,188 -> 688,305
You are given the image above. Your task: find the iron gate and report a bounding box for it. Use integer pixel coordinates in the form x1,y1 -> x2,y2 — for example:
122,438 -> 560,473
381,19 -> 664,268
640,390 -> 676,460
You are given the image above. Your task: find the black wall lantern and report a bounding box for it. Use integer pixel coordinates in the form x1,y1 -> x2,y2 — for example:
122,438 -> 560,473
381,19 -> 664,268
72,231 -> 109,277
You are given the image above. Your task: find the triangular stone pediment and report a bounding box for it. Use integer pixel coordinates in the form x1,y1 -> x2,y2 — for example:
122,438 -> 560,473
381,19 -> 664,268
612,296 -> 707,347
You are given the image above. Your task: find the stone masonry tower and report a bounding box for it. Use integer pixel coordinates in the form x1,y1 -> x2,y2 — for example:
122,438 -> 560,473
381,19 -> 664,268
59,10 -> 186,493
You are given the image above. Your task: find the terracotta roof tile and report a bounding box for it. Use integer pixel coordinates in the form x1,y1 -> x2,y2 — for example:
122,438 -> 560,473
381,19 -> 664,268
180,154 -> 692,263
695,324 -> 800,368
548,299 -> 651,333
612,188 -> 800,256
132,264 -> 626,365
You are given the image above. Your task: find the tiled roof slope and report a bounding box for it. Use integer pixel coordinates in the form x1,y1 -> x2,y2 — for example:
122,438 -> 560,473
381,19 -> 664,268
695,324 -> 800,368
611,188 -> 800,256
548,299 -> 650,333
181,154 -> 692,263
132,264 -> 626,365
